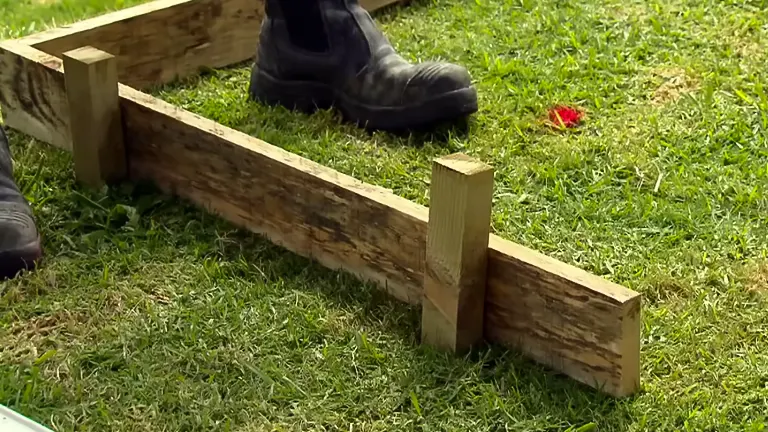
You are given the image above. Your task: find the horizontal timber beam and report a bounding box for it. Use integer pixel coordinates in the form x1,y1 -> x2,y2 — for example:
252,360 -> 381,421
0,41 -> 641,398
13,0 -> 408,91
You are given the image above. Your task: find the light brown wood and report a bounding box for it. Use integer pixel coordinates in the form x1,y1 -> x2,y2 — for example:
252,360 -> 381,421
484,237 -> 642,397
421,153 -> 493,352
15,0 -> 408,91
0,43 -> 642,397
63,46 -> 126,187
120,85 -> 428,304
0,42 -> 70,150
18,0 -> 264,91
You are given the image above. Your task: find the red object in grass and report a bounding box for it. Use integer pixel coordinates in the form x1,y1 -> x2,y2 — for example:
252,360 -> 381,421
548,105 -> 583,128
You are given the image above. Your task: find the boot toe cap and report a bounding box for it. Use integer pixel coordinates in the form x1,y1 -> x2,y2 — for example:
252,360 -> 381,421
406,62 -> 474,99
0,204 -> 41,279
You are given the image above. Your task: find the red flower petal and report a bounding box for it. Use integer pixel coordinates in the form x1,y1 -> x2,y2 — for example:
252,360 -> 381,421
548,105 -> 583,128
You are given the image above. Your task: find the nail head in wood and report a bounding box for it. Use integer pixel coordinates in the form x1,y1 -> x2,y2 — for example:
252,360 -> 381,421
63,46 -> 126,188
421,153 -> 494,353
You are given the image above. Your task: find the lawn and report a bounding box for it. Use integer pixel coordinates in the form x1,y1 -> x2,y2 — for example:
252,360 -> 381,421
2,0 -> 768,430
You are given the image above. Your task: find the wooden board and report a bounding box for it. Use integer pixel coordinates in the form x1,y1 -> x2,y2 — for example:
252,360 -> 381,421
0,42 -> 70,150
120,86 -> 428,304
0,43 -> 641,397
120,88 -> 641,396
485,238 -> 641,397
17,0 -> 264,91
14,0 -> 408,91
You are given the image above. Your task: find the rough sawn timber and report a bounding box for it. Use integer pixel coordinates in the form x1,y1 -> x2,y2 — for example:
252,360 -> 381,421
122,91 -> 639,396
18,0 -> 262,91
485,238 -> 641,397
0,42 -> 641,397
122,86 -> 428,304
0,42 -> 70,149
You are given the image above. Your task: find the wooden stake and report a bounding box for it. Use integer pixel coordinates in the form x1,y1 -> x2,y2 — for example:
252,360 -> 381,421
63,46 -> 125,187
421,153 -> 494,352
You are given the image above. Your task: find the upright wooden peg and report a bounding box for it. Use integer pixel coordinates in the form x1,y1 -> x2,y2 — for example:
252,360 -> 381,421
421,153 -> 494,353
63,46 -> 126,188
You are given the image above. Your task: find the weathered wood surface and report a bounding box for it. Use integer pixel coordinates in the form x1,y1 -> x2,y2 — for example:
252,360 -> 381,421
0,42 -> 70,150
0,44 -> 642,397
485,238 -> 641,397
18,0 -> 264,90
15,0 -> 409,91
121,86 -> 427,304
63,46 -> 126,187
422,154 -> 494,353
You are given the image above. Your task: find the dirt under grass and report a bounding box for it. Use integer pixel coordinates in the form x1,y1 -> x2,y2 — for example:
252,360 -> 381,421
3,0 -> 768,430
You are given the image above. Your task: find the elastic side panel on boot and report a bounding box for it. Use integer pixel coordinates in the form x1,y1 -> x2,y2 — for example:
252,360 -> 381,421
276,0 -> 331,52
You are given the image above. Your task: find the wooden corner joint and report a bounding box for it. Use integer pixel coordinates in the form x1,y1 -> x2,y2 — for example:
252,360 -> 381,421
62,46 -> 126,188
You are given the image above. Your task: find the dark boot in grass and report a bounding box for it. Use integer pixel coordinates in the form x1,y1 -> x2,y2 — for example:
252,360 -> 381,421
0,126 -> 42,280
249,0 -> 478,131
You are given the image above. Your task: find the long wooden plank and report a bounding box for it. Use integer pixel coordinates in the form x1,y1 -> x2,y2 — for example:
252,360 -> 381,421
121,85 -> 427,304
14,0 -> 407,91
485,238 -> 641,397
0,43 -> 70,149
0,43 -> 642,397
17,0 -> 264,91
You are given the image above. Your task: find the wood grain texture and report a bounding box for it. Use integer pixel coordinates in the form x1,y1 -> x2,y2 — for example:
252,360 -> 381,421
18,0 -> 264,90
119,86 -> 428,304
0,42 -> 70,150
0,44 -> 642,397
63,46 -> 126,187
422,154 -> 493,352
15,0 -> 410,91
484,237 -> 642,397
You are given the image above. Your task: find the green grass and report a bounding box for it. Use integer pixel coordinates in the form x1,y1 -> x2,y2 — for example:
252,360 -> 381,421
3,0 -> 768,430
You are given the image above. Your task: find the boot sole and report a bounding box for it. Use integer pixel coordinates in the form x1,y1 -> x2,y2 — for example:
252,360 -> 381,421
0,237 -> 42,280
249,66 -> 478,131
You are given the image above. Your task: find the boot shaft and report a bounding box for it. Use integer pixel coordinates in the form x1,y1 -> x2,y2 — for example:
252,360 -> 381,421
0,127 -> 23,204
258,0 -> 392,81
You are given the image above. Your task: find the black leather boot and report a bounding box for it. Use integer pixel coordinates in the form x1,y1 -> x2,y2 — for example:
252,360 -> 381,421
0,126 -> 42,280
249,0 -> 478,131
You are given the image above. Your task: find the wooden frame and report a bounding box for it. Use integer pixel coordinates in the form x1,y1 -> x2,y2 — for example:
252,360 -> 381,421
0,0 -> 642,397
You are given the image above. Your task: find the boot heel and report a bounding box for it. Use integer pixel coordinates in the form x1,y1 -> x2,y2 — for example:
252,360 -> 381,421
249,66 -> 334,114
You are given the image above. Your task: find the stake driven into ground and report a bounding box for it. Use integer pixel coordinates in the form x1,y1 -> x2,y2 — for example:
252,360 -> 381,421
2,0 -> 768,430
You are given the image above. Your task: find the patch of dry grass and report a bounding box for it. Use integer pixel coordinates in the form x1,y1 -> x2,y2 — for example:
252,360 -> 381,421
650,67 -> 700,106
743,260 -> 768,293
